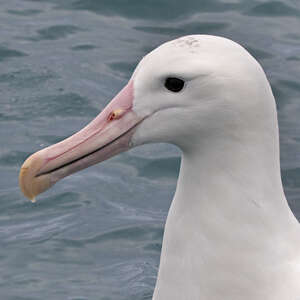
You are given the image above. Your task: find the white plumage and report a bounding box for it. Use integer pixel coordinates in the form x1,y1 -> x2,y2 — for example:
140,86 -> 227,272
131,35 -> 300,300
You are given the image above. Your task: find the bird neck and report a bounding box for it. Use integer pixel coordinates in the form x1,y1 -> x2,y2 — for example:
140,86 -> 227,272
153,123 -> 300,300
172,101 -> 297,222
176,139 -> 290,219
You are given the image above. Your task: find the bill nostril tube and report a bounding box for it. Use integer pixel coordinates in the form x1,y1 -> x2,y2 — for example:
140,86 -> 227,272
107,109 -> 126,121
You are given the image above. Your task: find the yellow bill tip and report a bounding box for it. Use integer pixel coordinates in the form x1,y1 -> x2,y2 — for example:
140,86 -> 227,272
19,152 -> 52,201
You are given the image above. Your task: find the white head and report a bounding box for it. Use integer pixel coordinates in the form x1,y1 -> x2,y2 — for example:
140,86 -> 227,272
19,35 -> 278,200
131,35 -> 276,153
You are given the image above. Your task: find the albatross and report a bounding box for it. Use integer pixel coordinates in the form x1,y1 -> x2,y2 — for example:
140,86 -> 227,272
19,35 -> 300,300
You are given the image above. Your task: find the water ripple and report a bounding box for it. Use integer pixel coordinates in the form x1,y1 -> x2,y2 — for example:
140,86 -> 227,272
6,9 -> 42,16
245,1 -> 300,17
0,46 -> 27,62
26,25 -> 84,41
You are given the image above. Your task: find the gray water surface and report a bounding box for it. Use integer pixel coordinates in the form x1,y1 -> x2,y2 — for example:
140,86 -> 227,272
1,0 -> 300,299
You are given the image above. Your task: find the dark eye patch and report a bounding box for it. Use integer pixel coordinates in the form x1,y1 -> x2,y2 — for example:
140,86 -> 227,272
164,77 -> 185,92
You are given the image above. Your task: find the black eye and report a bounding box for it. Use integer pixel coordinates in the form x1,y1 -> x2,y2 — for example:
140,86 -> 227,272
164,77 -> 185,92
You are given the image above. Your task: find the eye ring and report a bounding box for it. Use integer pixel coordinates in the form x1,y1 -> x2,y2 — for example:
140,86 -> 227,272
164,77 -> 185,93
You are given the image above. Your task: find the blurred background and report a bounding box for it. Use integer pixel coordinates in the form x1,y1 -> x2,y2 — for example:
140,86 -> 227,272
1,0 -> 300,299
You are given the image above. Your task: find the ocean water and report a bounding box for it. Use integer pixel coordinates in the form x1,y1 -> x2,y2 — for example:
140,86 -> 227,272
1,0 -> 300,299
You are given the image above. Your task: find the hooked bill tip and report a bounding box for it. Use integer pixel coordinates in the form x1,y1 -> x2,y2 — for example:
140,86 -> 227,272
19,152 -> 53,202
